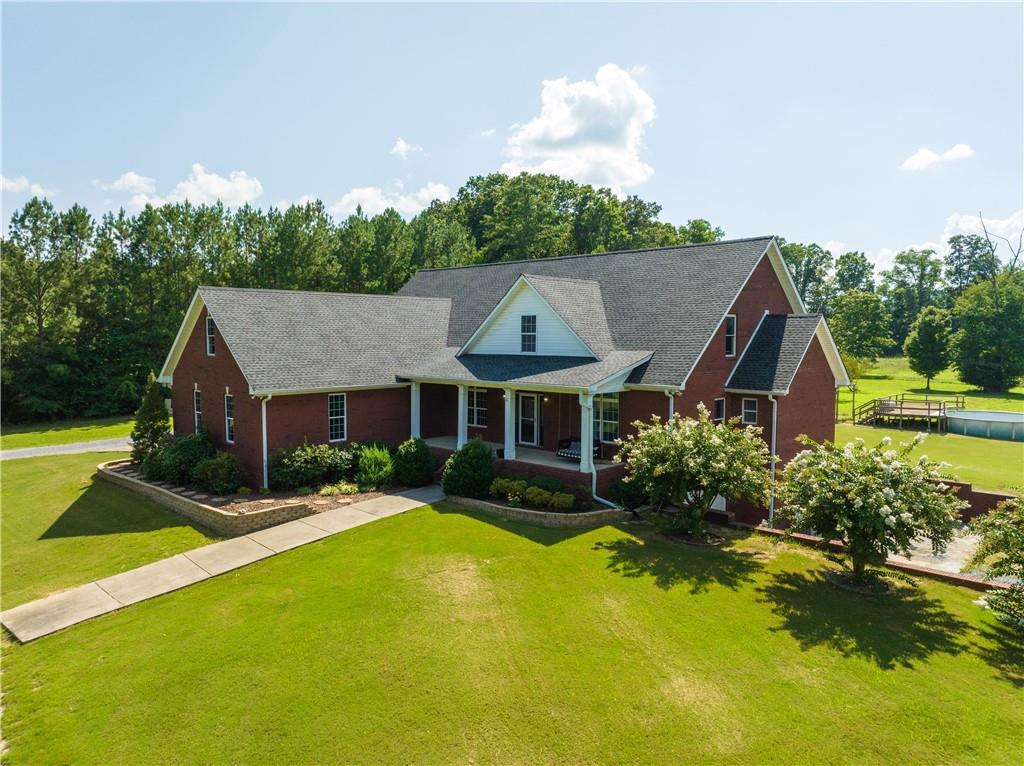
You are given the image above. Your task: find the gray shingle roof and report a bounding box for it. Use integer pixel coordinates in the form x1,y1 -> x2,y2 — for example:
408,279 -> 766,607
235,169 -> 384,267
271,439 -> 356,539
520,274 -> 615,357
399,236 -> 776,386
725,314 -> 822,393
199,286 -> 451,393
400,349 -> 652,388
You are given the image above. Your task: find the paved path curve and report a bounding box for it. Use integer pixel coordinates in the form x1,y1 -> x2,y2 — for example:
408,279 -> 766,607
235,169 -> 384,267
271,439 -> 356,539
0,437 -> 131,461
1,484 -> 445,642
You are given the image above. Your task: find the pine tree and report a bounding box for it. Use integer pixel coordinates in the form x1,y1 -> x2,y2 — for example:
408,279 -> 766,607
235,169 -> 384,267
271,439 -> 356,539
131,371 -> 170,462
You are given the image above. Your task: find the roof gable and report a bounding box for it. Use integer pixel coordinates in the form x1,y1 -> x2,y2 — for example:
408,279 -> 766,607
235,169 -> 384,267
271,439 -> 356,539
459,275 -> 598,358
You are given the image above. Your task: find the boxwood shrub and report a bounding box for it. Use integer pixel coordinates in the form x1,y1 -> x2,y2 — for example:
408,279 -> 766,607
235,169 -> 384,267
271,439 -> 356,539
141,431 -> 214,485
441,438 -> 495,498
268,441 -> 353,490
191,451 -> 241,495
392,438 -> 436,486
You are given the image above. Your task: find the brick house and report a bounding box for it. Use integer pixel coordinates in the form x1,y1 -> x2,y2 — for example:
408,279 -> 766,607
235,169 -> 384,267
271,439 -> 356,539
158,236 -> 848,522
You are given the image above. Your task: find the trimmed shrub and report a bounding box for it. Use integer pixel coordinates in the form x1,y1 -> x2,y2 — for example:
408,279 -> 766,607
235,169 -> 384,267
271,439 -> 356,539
320,481 -> 359,496
131,371 -> 170,463
524,486 -> 553,508
268,442 -> 353,490
355,445 -> 393,490
296,486 -> 314,496
142,431 -> 214,485
237,486 -> 253,495
191,451 -> 241,495
441,438 -> 496,498
393,438 -> 436,486
608,478 -> 647,511
528,475 -> 564,493
548,492 -> 577,512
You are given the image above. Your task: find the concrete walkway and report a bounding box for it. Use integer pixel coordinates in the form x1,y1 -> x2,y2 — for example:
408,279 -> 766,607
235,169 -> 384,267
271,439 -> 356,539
0,436 -> 131,461
1,485 -> 445,642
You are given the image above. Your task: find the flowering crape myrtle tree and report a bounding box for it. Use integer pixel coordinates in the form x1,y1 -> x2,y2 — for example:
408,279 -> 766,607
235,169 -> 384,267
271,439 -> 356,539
965,499 -> 1024,630
779,434 -> 964,584
615,403 -> 772,536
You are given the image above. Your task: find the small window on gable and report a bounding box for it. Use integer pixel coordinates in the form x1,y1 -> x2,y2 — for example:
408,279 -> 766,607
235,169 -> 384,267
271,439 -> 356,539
724,314 -> 737,357
742,397 -> 758,425
468,388 -> 488,427
206,316 -> 216,356
521,315 -> 537,353
193,389 -> 203,432
713,398 -> 726,424
328,393 -> 346,442
224,394 -> 234,444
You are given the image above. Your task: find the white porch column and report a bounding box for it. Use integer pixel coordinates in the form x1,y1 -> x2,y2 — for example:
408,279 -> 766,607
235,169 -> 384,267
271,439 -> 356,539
410,382 -> 421,438
456,384 -> 469,448
579,392 -> 595,474
503,388 -> 516,460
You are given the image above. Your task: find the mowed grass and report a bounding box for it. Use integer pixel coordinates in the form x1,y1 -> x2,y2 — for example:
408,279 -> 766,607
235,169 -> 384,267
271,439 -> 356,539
0,415 -> 135,450
3,503 -> 1022,765
835,423 -> 1024,495
837,356 -> 1024,421
1,452 -> 218,607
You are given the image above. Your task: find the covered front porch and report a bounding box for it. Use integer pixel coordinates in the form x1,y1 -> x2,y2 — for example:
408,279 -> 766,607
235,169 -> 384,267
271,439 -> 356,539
421,435 -> 621,473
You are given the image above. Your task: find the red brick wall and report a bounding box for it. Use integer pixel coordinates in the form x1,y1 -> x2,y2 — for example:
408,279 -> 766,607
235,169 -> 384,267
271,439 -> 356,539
171,306 -> 263,482
776,336 -> 836,464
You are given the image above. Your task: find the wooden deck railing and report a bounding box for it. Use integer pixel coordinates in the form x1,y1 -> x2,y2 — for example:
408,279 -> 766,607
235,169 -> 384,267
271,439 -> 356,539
853,393 -> 966,431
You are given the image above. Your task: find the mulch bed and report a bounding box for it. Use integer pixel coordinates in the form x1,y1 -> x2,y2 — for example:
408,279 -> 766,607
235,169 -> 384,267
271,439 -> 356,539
824,569 -> 894,596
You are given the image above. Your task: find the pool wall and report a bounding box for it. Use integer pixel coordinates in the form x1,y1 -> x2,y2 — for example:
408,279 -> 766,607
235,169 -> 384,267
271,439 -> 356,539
945,410 -> 1024,442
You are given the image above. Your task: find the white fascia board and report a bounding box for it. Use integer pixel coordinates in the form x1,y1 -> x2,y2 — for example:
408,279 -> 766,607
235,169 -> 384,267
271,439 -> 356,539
250,382 -> 411,397
724,387 -> 788,396
157,289 -> 205,383
765,238 -> 807,314
402,376 -> 584,394
589,354 -> 654,394
816,320 -> 851,387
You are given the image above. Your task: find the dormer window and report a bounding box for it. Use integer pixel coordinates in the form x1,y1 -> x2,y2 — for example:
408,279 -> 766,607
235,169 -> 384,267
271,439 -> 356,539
521,315 -> 537,353
724,314 -> 736,357
206,316 -> 216,356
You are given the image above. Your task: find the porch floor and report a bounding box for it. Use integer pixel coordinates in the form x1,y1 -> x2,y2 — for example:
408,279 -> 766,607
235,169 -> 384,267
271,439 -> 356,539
423,436 -> 618,472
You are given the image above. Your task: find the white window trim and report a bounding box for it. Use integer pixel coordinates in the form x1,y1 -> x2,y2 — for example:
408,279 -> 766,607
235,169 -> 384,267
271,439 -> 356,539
520,314 -> 537,354
206,316 -> 216,356
328,392 -> 347,443
741,397 -> 758,425
593,393 -> 620,444
193,389 -> 202,432
724,314 -> 737,358
224,393 -> 234,444
468,387 -> 488,428
713,397 -> 726,424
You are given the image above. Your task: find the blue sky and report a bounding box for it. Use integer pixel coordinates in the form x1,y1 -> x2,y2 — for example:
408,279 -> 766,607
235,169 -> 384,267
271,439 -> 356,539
3,2 -> 1022,269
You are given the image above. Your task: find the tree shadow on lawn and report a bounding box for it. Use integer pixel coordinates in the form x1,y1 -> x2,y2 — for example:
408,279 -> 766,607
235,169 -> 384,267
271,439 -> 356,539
432,503 -> 593,547
973,621 -> 1024,688
758,569 -> 972,670
39,476 -> 214,540
593,527 -> 764,594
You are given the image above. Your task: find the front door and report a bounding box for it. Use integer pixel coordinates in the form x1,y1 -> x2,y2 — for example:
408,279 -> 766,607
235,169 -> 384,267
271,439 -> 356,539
518,393 -> 539,446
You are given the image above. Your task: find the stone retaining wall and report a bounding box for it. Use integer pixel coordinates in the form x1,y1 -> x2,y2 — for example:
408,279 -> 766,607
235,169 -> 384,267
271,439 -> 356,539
448,495 -> 631,528
97,459 -> 314,536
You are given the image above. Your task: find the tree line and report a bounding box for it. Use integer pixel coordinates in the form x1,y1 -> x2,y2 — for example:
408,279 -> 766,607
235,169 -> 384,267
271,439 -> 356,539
3,169 -> 1020,423
0,172 -> 723,422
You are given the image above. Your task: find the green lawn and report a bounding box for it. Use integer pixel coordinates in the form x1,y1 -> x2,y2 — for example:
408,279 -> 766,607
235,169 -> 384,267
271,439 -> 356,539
1,452 -> 218,608
835,423 -> 1024,495
0,415 -> 135,450
2,502 -> 1021,765
837,356 -> 1024,422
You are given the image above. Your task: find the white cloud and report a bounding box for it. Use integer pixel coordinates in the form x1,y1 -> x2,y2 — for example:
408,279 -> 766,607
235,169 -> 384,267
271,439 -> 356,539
390,138 -> 422,160
330,181 -> 451,218
824,240 -> 847,255
500,63 -> 656,195
480,127 -> 496,138
274,194 -> 319,209
1,174 -> 54,196
867,207 -> 1023,271
106,163 -> 264,211
900,143 -> 974,171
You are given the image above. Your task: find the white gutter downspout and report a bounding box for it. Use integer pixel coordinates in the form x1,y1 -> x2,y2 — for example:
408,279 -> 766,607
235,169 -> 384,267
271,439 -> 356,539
767,393 -> 779,527
261,394 -> 273,489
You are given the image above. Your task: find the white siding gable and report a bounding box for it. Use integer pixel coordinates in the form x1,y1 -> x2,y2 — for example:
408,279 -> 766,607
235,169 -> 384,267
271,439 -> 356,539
464,281 -> 594,357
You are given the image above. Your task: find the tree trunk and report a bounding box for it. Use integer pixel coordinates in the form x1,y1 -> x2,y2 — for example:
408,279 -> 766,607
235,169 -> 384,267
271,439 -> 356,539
926,377 -> 931,391
851,554 -> 867,583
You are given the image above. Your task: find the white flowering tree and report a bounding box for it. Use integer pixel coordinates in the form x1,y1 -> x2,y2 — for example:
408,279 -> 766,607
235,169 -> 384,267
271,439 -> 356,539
779,433 -> 965,584
615,403 -> 773,536
965,499 -> 1024,629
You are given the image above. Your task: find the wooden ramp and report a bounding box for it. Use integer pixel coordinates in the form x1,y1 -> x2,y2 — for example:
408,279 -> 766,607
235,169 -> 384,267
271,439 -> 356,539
854,393 -> 965,432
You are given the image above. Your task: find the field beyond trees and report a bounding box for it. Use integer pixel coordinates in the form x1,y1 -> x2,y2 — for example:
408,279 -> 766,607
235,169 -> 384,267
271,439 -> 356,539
2,500 -> 1021,765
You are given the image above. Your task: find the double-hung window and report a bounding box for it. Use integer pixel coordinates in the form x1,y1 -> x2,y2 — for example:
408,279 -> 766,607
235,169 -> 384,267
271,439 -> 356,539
206,316 -> 216,356
724,314 -> 737,357
193,389 -> 203,432
521,315 -> 537,353
224,394 -> 235,443
328,393 -> 346,442
593,393 -> 620,443
468,388 -> 488,427
713,398 -> 726,424
741,397 -> 758,425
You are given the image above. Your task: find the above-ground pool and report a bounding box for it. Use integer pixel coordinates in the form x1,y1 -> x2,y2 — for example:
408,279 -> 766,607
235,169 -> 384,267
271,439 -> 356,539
945,409 -> 1024,441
